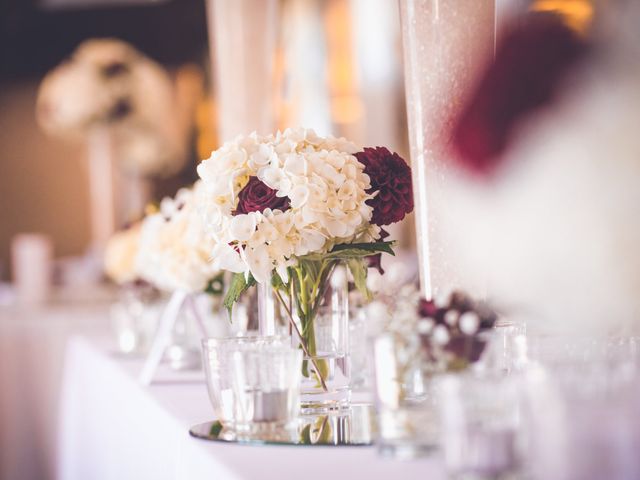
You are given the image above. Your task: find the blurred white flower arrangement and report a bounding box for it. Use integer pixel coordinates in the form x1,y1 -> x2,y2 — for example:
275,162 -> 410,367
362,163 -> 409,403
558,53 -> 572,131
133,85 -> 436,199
135,181 -> 219,294
37,38 -> 190,176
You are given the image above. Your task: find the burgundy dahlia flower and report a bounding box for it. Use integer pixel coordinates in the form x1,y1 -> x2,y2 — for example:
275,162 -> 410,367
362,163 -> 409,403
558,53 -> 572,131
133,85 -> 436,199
355,147 -> 414,226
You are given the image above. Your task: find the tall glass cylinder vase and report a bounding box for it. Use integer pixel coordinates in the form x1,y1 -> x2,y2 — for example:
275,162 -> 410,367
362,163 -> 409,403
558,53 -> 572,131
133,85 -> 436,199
206,0 -> 280,141
399,0 -> 495,299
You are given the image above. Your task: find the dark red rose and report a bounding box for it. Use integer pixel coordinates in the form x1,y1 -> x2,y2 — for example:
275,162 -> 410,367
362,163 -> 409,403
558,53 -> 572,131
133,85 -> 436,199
451,13 -> 589,176
355,147 -> 414,226
234,176 -> 290,215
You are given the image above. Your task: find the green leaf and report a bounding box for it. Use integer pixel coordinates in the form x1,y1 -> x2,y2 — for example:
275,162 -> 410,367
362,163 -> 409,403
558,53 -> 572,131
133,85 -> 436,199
312,358 -> 330,388
328,248 -> 383,259
271,270 -> 286,291
208,421 -> 223,438
347,258 -> 372,301
331,241 -> 396,256
301,241 -> 396,262
299,259 -> 322,285
299,424 -> 312,444
223,272 -> 256,318
299,416 -> 332,445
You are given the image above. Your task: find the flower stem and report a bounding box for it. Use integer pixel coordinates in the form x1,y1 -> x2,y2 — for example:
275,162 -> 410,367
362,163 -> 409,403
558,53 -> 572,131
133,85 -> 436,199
273,288 -> 329,392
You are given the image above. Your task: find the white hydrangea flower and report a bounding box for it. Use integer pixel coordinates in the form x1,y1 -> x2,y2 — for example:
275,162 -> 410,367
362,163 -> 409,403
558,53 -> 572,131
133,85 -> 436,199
196,128 -> 378,283
136,181 -> 218,293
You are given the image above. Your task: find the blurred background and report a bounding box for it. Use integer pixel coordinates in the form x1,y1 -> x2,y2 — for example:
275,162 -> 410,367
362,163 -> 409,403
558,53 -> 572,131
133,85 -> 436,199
3,1 -> 628,480
0,0 -> 595,284
0,0 -> 417,285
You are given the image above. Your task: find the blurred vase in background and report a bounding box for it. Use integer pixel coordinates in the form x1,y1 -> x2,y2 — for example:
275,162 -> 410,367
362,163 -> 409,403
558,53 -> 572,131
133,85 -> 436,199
399,0 -> 496,299
37,39 -> 201,274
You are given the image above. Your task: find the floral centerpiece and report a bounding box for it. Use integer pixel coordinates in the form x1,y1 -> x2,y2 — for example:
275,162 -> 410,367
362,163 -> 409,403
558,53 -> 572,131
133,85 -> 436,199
370,286 -> 497,453
136,181 -> 222,295
370,287 -> 497,387
130,182 -> 226,372
196,128 -> 413,406
37,38 -> 185,176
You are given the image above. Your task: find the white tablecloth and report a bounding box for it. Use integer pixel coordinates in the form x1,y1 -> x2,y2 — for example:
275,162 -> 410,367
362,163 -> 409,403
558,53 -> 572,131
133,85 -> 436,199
58,336 -> 444,480
0,289 -> 114,480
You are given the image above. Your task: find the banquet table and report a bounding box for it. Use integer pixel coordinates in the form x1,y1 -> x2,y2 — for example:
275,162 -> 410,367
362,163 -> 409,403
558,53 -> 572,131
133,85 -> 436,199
57,334 -> 445,480
0,286 -> 115,480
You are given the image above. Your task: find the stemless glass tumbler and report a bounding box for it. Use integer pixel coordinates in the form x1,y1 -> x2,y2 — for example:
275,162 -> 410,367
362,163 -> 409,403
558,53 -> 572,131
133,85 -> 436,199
202,336 -> 302,434
437,373 -> 524,480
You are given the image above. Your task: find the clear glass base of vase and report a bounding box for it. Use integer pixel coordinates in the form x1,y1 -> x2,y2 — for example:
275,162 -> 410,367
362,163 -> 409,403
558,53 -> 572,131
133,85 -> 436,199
376,399 -> 440,459
300,352 -> 351,414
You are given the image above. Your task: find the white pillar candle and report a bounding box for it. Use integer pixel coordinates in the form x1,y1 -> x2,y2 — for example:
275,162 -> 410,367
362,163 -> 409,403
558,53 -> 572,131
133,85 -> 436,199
11,233 -> 53,304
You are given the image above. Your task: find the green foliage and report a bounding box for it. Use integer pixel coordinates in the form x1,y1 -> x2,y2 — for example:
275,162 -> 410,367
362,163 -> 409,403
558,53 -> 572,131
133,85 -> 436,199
220,241 -> 396,327
299,416 -> 333,445
204,272 -> 226,296
347,258 -> 371,301
330,241 -> 396,256
302,241 -> 395,262
223,272 -> 256,318
208,421 -> 223,438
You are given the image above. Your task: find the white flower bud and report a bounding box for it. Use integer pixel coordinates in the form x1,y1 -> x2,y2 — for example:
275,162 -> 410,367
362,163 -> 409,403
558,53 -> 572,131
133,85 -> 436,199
417,318 -> 435,335
432,325 -> 450,345
459,311 -> 480,335
444,309 -> 459,326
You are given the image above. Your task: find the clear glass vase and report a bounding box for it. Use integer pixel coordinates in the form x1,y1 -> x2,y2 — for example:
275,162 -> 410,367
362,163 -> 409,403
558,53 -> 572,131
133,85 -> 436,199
273,262 -> 351,413
399,0 -> 495,298
110,282 -> 163,355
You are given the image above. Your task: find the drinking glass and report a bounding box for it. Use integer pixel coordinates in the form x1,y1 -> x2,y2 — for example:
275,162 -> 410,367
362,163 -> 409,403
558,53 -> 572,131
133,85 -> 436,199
523,336 -> 640,480
202,336 -> 302,433
373,333 -> 443,459
110,283 -> 163,355
437,373 -> 523,480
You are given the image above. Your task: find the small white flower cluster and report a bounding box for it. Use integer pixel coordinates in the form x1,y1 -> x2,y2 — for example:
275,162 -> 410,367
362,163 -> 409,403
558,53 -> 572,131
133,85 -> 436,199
196,128 -> 381,283
135,181 -> 218,293
366,285 -> 495,372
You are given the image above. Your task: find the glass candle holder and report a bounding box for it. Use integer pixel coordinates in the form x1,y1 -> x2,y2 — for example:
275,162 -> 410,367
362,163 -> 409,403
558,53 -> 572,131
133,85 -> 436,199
111,283 -> 163,355
202,336 -> 302,433
373,333 -> 443,459
523,337 -> 640,480
437,373 -> 523,480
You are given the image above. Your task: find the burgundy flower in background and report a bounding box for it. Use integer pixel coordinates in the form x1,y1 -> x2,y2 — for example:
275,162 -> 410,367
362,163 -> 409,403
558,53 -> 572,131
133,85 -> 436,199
234,176 -> 290,215
418,298 -> 438,318
355,147 -> 414,226
451,13 -> 589,176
